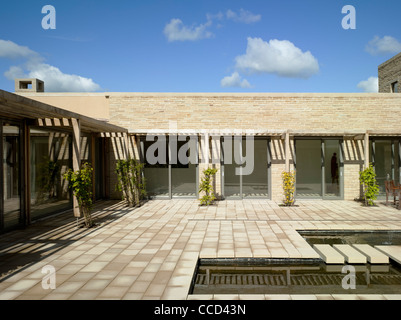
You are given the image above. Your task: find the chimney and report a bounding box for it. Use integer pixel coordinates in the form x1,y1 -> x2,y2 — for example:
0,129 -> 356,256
15,78 -> 44,93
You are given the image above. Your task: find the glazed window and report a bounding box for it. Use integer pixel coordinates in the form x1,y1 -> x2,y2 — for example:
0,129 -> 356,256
391,81 -> 398,93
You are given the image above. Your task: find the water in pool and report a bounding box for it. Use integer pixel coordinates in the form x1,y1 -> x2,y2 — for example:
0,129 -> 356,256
190,231 -> 401,295
298,230 -> 401,246
190,259 -> 401,295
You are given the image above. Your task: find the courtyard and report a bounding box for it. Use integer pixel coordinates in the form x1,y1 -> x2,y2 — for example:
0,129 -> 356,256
1,199 -> 401,300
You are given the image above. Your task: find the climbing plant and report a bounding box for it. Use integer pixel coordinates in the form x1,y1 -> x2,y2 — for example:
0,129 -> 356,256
199,167 -> 218,206
115,157 -> 146,207
63,162 -> 93,228
359,163 -> 379,206
282,170 -> 296,206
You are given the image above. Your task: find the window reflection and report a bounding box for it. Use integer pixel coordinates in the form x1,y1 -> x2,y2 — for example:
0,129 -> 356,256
30,129 -> 72,219
3,124 -> 21,228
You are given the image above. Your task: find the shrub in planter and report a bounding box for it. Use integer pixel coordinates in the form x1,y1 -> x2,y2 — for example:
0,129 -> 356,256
63,162 -> 93,228
199,167 -> 218,206
115,157 -> 146,207
282,171 -> 296,206
359,163 -> 379,206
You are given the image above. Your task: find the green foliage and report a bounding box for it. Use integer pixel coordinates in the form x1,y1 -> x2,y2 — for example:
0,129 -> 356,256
282,171 -> 296,206
63,162 -> 93,228
115,157 -> 147,207
35,157 -> 60,205
199,167 -> 218,206
359,163 -> 379,206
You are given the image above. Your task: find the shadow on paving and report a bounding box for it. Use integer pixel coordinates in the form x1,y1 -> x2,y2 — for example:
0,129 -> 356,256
0,200 -> 138,281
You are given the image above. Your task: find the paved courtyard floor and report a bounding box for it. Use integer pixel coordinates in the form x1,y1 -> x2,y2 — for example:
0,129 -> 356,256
1,199 -> 401,300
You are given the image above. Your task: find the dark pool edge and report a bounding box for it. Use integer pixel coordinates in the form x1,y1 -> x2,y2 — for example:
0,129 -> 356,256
198,257 -> 323,266
297,229 -> 401,235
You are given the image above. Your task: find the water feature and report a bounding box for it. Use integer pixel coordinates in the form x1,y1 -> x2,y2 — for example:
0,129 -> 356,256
190,258 -> 401,295
189,230 -> 401,295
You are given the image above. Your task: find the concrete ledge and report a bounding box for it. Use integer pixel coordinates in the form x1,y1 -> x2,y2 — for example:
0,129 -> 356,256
374,245 -> 401,265
313,244 -> 344,264
352,244 -> 389,264
333,244 -> 367,264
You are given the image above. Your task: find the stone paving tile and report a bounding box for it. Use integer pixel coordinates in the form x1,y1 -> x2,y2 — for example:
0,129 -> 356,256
213,294 -> 240,300
384,294 -> 401,300
1,199 -> 401,300
187,294 -> 213,300
265,294 -> 291,300
315,294 -> 334,300
290,294 -> 318,300
331,294 -> 361,300
357,294 -> 386,300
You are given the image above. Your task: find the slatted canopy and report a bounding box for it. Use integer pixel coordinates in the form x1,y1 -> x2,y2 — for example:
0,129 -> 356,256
0,90 -> 127,134
0,89 -> 127,218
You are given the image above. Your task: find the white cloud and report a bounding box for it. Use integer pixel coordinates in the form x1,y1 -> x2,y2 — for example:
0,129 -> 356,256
235,37 -> 319,79
206,12 -> 224,21
357,76 -> 378,93
0,39 -> 101,92
226,9 -> 261,24
0,39 -> 40,60
4,66 -> 25,79
164,9 -> 261,42
6,62 -> 100,92
365,36 -> 401,56
220,72 -> 251,88
163,18 -> 213,42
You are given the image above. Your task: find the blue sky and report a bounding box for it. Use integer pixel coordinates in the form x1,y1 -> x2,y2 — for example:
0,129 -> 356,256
0,0 -> 400,93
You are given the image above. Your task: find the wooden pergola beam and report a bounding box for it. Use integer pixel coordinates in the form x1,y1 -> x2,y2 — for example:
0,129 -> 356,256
364,131 -> 369,169
285,131 -> 290,172
72,118 -> 81,218
353,134 -> 365,140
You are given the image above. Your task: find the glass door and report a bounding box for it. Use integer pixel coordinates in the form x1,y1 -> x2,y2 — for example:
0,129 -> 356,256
242,139 -> 269,198
143,136 -> 169,198
222,137 -> 241,197
295,140 -> 322,198
370,139 -> 400,198
323,140 -> 342,199
222,137 -> 269,199
2,122 -> 22,229
30,129 -> 72,220
295,139 -> 343,199
171,137 -> 197,198
142,136 -> 198,199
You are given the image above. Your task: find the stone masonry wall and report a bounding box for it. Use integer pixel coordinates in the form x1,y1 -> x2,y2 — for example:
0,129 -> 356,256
106,93 -> 401,200
23,92 -> 401,201
379,52 -> 401,93
108,93 -> 401,133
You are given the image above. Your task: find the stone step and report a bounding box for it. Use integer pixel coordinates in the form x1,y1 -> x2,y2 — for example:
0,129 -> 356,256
374,245 -> 401,264
333,244 -> 367,264
313,244 -> 344,264
352,244 -> 389,264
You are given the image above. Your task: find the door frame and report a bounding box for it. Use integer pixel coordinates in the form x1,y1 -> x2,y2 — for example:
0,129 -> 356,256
370,138 -> 401,198
294,137 -> 344,200
220,136 -> 271,200
0,120 -> 25,232
140,135 -> 199,199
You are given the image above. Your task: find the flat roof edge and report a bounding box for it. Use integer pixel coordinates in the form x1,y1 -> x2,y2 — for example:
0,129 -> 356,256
16,92 -> 399,97
0,90 -> 127,133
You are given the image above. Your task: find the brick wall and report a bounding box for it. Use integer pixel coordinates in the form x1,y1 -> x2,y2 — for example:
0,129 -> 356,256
379,52 -> 401,93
